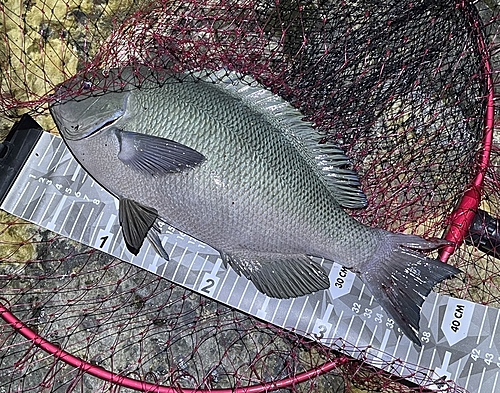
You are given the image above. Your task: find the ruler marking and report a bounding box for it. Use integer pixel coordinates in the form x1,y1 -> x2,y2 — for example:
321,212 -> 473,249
477,367 -> 485,393
78,207 -> 94,242
20,185 -> 39,217
416,345 -> 424,370
257,296 -> 270,319
159,243 -> 176,277
110,224 -> 122,255
428,348 -> 436,375
294,298 -> 310,331
213,261 -> 230,299
477,306 -> 488,345
305,300 -> 319,333
61,156 -> 73,176
90,211 -> 104,246
282,298 -> 296,327
236,282 -> 251,309
46,138 -> 63,171
345,316 -> 355,344
225,276 -> 240,304
376,329 -> 391,359
181,252 -> 199,286
489,309 -> 500,349
28,188 -> 46,221
37,138 -> 54,166
392,335 -> 401,358
59,200 -> 75,234
47,195 -> 67,230
491,371 -> 499,393
428,293 -> 440,328
464,362 -> 474,390
368,324 -> 377,347
454,357 -> 462,380
354,320 -> 366,348
39,193 -> 56,223
70,165 -> 81,182
172,247 -> 188,280
68,203 -> 85,238
11,181 -> 32,213
248,290 -> 260,317
332,310 -> 344,338
270,299 -> 281,322
358,284 -> 365,301
194,254 -> 211,287
401,342 -> 412,375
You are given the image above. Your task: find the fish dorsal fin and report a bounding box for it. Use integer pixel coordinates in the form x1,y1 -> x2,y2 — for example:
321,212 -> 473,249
199,70 -> 367,209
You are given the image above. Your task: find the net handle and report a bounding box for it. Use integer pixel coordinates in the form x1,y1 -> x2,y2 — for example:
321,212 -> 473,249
439,1 -> 494,262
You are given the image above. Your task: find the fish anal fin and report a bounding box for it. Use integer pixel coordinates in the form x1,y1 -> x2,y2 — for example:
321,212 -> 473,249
223,252 -> 330,298
119,198 -> 159,255
361,231 -> 460,345
115,128 -> 205,176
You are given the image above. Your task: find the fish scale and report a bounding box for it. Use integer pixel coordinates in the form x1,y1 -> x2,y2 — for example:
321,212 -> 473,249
49,66 -> 459,344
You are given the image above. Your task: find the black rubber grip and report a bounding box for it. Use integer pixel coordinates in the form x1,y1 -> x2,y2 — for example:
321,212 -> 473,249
466,209 -> 500,259
0,114 -> 44,204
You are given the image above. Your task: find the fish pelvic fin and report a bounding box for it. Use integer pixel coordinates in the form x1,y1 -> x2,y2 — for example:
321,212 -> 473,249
222,252 -> 330,298
360,231 -> 460,346
119,198 -> 159,256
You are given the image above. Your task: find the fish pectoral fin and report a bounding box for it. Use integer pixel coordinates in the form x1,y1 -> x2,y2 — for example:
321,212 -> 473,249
360,231 -> 460,346
115,128 -> 205,176
119,198 -> 159,255
223,252 -> 330,298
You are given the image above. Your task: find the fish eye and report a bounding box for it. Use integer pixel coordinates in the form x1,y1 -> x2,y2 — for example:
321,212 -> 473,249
82,80 -> 92,90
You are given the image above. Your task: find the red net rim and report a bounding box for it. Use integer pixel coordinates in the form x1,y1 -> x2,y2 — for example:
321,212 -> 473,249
0,1 -> 495,392
439,1 -> 495,262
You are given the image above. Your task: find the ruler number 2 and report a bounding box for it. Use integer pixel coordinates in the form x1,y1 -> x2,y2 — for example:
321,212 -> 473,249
199,273 -> 219,296
201,278 -> 215,293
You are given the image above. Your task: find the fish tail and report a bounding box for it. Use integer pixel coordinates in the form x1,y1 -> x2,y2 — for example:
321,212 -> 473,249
360,231 -> 460,345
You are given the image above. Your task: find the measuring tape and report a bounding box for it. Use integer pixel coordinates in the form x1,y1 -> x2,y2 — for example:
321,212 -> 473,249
1,115 -> 499,392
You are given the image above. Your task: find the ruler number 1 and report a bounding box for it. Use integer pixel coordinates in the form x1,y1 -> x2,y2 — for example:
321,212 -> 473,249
99,236 -> 109,248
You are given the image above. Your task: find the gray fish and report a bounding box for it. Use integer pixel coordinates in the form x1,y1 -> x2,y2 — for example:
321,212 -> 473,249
49,67 -> 460,345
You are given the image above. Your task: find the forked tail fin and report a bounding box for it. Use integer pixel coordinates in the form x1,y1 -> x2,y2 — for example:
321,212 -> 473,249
360,231 -> 460,345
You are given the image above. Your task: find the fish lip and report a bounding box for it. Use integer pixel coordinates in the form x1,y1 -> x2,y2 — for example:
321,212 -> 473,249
64,113 -> 122,141
52,91 -> 130,141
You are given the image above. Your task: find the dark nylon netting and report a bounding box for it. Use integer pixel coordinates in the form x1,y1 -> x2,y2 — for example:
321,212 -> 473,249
0,0 -> 498,391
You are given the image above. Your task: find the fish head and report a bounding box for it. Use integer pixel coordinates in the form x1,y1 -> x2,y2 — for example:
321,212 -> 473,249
49,69 -> 134,140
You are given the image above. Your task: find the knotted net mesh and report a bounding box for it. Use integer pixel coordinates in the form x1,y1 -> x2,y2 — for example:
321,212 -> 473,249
0,0 -> 498,391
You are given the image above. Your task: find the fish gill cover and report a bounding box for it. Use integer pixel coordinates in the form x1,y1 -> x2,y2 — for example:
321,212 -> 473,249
0,0 -> 498,392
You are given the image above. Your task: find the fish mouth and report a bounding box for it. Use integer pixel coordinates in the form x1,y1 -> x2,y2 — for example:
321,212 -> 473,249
50,88 -> 130,141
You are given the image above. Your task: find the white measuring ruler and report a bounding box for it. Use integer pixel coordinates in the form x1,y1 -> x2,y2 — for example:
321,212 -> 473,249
1,117 -> 499,392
